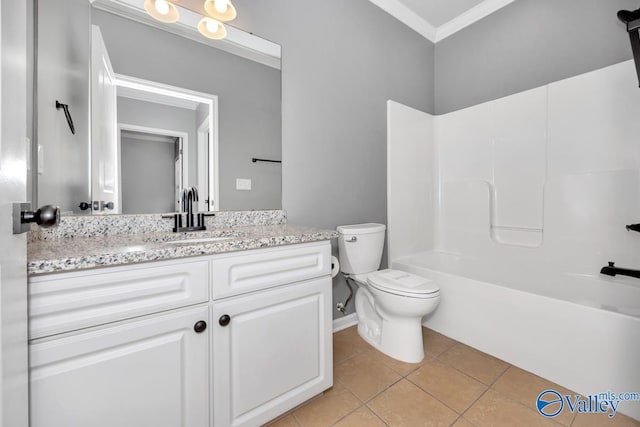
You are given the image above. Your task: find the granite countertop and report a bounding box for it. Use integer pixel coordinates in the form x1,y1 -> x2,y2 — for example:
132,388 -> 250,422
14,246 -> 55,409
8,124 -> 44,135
28,224 -> 338,275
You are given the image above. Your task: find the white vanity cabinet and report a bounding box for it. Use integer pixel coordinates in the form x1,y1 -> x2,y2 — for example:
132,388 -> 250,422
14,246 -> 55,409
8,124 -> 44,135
212,277 -> 332,427
28,240 -> 333,427
30,306 -> 211,427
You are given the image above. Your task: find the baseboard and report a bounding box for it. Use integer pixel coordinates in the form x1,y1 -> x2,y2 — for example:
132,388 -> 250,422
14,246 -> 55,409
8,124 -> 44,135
333,313 -> 358,332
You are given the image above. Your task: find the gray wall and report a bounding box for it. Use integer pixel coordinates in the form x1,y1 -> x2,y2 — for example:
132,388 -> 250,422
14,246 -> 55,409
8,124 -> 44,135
434,0 -> 638,114
36,0 -> 91,214
92,9 -> 282,211
231,0 -> 435,316
117,97 -> 198,187
120,135 -> 176,214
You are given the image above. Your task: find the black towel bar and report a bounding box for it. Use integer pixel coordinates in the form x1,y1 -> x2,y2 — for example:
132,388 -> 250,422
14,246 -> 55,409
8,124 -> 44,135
252,158 -> 282,164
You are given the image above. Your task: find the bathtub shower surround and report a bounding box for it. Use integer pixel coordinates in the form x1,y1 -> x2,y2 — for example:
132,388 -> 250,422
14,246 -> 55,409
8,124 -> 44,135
387,60 -> 640,420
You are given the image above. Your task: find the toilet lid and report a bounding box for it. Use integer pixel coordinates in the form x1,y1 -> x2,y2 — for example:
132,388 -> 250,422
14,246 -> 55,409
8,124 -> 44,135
367,269 -> 439,296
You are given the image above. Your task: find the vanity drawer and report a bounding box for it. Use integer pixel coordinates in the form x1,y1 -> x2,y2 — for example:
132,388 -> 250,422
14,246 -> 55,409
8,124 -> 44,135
211,242 -> 331,299
29,259 -> 209,339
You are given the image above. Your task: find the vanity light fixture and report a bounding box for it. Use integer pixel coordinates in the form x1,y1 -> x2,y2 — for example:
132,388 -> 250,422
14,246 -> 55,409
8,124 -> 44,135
143,0 -> 179,23
143,0 -> 237,40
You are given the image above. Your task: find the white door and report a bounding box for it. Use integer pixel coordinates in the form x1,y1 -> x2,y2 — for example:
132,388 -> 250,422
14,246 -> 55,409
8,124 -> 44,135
29,306 -> 210,427
91,25 -> 118,214
0,0 -> 29,425
212,278 -> 332,427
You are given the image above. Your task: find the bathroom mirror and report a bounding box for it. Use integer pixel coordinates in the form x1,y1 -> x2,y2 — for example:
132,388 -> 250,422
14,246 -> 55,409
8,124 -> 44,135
34,0 -> 282,215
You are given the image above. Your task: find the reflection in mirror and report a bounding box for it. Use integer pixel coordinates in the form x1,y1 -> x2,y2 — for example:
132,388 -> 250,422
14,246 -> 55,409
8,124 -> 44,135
112,75 -> 217,214
34,0 -> 282,215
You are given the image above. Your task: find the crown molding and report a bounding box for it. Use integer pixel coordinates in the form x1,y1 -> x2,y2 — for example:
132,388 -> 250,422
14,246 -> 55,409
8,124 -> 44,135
368,0 -> 437,42
435,0 -> 516,42
369,0 -> 516,44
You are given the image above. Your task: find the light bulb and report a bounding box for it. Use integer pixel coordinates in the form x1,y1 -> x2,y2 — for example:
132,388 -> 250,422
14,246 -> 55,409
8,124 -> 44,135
206,18 -> 219,33
144,0 -> 179,22
155,0 -> 170,15
214,0 -> 228,13
198,16 -> 227,39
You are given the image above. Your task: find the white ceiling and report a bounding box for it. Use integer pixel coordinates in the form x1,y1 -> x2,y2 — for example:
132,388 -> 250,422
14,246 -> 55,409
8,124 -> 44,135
369,0 -> 516,43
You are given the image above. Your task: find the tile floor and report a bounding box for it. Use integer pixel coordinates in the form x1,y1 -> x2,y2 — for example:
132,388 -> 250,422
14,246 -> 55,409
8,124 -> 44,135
267,326 -> 640,427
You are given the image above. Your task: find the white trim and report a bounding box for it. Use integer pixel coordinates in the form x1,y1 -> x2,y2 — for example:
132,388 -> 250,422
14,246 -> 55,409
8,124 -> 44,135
210,97 -> 219,212
332,313 -> 358,333
117,86 -> 201,110
435,0 -> 516,42
368,0 -> 516,43
115,74 -> 217,105
368,0 -> 437,42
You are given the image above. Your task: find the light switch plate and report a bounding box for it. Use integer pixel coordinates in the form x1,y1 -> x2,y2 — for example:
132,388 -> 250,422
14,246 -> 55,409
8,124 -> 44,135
236,178 -> 252,190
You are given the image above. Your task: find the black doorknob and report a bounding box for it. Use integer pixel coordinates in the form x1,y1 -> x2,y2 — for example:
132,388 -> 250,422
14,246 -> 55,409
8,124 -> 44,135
22,205 -> 60,228
193,320 -> 207,333
219,314 -> 231,326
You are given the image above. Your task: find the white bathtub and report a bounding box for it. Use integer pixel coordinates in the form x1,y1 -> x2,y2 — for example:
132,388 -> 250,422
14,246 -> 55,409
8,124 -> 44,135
393,251 -> 640,420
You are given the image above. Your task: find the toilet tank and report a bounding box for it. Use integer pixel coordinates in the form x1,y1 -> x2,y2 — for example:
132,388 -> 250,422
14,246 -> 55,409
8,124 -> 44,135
337,223 -> 386,275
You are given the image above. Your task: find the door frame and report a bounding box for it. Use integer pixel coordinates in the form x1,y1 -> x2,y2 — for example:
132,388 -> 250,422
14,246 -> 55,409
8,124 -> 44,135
114,74 -> 219,211
196,117 -> 218,211
118,123 -> 189,213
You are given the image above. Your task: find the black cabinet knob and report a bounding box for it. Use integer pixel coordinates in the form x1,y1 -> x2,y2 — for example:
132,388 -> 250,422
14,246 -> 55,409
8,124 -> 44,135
78,202 -> 91,211
193,320 -> 207,333
219,314 -> 231,326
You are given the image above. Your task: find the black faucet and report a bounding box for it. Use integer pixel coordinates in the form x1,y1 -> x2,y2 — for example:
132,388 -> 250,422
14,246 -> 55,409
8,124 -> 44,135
600,262 -> 640,279
626,223 -> 640,232
183,187 -> 197,227
166,187 -> 206,233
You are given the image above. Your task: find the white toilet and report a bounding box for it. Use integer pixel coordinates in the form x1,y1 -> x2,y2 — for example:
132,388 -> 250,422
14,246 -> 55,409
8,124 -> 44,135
337,223 -> 440,363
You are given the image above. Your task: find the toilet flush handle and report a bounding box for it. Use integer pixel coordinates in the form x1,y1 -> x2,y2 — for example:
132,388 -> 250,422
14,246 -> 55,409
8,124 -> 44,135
346,236 -> 357,243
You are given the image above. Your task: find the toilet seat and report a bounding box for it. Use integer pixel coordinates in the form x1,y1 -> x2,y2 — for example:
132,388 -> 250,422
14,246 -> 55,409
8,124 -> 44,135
367,269 -> 440,298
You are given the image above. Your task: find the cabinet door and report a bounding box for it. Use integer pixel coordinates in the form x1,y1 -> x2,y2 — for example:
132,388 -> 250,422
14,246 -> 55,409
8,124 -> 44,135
30,306 -> 210,427
212,277 -> 332,427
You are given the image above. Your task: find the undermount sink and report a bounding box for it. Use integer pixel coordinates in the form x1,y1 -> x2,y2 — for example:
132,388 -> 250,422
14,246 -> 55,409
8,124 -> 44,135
143,230 -> 247,245
167,236 -> 236,244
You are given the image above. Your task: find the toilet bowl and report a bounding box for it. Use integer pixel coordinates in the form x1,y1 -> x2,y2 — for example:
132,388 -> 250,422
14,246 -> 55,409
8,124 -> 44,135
337,224 -> 440,363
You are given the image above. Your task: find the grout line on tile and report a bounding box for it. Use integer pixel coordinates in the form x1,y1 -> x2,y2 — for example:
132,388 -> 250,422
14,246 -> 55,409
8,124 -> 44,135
477,387 -> 565,426
460,385 -> 493,419
415,381 -> 470,418
327,403 -> 364,426
329,403 -> 390,427
568,399 -> 580,427
363,376 -> 405,404
488,361 -> 511,387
